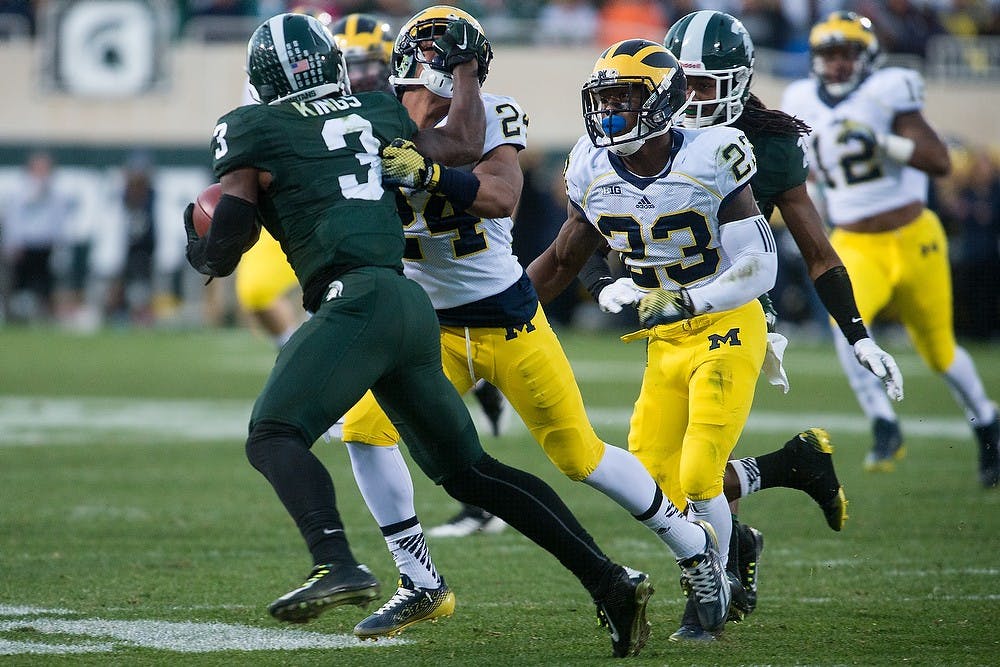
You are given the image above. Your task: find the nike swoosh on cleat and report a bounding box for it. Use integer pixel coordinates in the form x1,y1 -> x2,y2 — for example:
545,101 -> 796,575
851,316 -> 863,323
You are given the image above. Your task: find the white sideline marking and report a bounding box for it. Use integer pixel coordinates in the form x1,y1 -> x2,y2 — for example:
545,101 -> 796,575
0,607 -> 407,655
0,396 -> 976,446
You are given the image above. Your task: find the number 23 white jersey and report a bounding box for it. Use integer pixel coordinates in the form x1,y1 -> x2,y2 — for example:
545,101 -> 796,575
565,126 -> 757,291
400,93 -> 528,310
781,68 -> 927,225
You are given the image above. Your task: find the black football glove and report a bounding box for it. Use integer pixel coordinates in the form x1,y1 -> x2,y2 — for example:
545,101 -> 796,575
433,18 -> 492,78
637,288 -> 695,328
183,202 -> 212,277
380,139 -> 442,191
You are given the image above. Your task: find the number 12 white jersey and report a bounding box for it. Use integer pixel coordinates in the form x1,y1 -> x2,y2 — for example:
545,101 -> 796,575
781,68 -> 927,226
565,126 -> 757,291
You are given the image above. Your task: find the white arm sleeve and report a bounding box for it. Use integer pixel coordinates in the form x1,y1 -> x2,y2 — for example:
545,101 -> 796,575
687,215 -> 777,315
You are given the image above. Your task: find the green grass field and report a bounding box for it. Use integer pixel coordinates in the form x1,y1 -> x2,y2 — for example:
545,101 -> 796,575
1,325 -> 998,665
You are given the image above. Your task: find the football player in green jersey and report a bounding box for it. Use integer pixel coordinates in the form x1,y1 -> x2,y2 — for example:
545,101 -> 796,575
183,13 -> 653,658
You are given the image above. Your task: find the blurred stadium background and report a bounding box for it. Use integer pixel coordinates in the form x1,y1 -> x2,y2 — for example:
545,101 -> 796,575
0,0 -> 997,338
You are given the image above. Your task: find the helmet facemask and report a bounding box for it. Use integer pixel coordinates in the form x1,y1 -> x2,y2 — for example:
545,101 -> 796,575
582,40 -> 689,157
681,65 -> 751,129
811,42 -> 876,99
332,14 -> 393,93
662,10 -> 755,129
808,12 -> 881,100
389,6 -> 490,99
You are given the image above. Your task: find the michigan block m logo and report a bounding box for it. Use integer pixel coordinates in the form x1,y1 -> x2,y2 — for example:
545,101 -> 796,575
708,328 -> 741,350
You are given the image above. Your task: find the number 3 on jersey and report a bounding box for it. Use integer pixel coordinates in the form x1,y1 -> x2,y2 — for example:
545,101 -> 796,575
212,115 -> 382,201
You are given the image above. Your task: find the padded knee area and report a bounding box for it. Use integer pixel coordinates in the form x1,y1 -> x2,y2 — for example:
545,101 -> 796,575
245,420 -> 310,474
537,426 -> 603,481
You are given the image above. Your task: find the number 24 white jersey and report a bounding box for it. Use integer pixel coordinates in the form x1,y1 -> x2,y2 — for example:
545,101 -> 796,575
781,68 -> 927,225
400,93 -> 528,310
565,126 -> 757,291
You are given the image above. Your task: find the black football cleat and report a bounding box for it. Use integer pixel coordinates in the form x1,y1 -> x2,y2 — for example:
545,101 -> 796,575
735,524 -> 764,615
595,566 -> 654,658
975,414 -> 1000,489
786,428 -> 849,531
677,521 -> 730,634
864,417 -> 906,473
268,563 -> 380,623
354,574 -> 456,640
669,596 -> 718,642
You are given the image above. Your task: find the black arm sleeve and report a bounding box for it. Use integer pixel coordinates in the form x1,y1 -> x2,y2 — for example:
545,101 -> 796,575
813,265 -> 868,344
186,194 -> 258,278
578,248 -> 614,302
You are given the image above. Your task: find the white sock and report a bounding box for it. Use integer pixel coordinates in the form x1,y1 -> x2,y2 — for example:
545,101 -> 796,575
942,346 -> 997,426
384,524 -> 441,589
583,443 -> 660,514
687,494 -> 734,570
345,442 -> 415,525
346,442 -> 440,588
833,328 -> 897,422
728,458 -> 760,499
583,444 -> 705,559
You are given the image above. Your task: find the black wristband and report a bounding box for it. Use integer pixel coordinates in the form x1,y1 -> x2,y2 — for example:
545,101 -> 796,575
578,250 -> 613,301
433,167 -> 480,212
203,194 -> 258,277
813,265 -> 868,344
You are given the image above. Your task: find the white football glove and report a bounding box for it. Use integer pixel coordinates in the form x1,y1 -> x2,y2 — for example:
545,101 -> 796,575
853,337 -> 904,402
597,277 -> 644,314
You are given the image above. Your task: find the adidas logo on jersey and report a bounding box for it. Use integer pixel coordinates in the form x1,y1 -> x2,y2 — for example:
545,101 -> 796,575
636,196 -> 654,210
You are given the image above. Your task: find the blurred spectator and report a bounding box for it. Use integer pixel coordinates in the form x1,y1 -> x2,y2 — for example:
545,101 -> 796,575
738,0 -> 794,50
856,0 -> 948,58
0,0 -> 35,37
938,148 -> 1000,339
536,0 -> 598,45
0,151 -> 74,323
108,152 -> 158,326
597,0 -> 668,45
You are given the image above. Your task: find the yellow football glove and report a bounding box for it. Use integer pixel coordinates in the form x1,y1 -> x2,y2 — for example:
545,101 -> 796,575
379,139 -> 441,191
637,288 -> 694,327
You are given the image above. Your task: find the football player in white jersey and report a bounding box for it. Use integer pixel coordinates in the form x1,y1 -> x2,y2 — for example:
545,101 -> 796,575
528,38 -> 778,638
781,11 -> 999,487
331,8 -> 731,653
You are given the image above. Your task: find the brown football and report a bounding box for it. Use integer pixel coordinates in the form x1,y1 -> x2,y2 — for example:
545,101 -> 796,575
192,183 -> 222,238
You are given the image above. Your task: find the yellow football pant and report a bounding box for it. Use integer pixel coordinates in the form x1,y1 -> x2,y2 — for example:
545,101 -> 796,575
624,299 -> 767,510
341,304 -> 606,480
830,209 -> 956,372
235,228 -> 299,311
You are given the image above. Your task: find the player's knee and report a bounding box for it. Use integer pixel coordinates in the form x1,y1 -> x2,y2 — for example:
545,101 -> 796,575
439,453 -> 495,503
245,420 -> 309,473
537,427 -> 602,481
681,467 -> 725,502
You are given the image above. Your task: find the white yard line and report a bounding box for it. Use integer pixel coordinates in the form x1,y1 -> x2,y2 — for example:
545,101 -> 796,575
0,606 -> 406,655
0,396 -> 976,446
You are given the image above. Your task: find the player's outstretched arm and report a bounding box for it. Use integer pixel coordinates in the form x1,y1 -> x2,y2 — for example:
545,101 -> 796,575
774,182 -> 903,400
410,21 -> 487,166
892,110 -> 950,176
527,200 -> 605,305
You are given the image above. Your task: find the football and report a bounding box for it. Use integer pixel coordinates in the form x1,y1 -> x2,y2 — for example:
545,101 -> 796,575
192,183 -> 222,238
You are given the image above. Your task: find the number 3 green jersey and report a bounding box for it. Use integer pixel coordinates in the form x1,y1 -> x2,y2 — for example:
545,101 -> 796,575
210,91 -> 418,291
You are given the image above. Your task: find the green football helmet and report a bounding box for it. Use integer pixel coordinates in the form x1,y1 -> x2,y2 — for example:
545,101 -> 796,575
663,10 -> 754,129
247,12 -> 350,105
